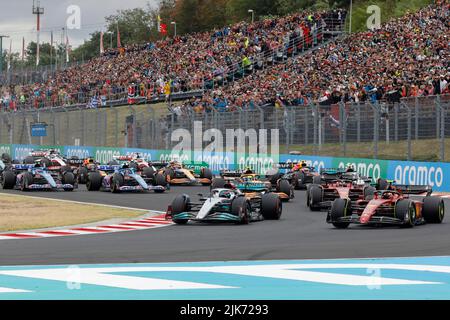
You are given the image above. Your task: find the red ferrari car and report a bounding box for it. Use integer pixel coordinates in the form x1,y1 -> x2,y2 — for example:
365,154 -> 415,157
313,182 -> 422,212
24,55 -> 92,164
327,186 -> 444,229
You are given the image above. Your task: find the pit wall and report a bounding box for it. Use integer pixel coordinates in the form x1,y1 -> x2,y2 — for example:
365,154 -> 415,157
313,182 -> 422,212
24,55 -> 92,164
1,144 -> 448,192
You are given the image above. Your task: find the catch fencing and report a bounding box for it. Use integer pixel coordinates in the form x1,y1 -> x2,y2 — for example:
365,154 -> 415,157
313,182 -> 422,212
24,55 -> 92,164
1,95 -> 449,162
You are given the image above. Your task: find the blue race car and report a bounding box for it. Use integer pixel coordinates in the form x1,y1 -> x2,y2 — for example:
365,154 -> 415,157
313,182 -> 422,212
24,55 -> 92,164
86,162 -> 167,193
1,162 -> 76,192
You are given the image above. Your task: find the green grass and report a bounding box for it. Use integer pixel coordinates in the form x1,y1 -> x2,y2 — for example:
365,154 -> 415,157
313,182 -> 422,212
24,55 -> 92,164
282,138 -> 448,162
347,0 -> 433,33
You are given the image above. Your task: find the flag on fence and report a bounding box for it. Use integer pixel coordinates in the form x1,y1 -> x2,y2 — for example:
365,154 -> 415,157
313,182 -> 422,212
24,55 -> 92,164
88,95 -> 99,109
158,15 -> 167,35
329,114 -> 340,129
100,31 -> 105,55
117,24 -> 122,48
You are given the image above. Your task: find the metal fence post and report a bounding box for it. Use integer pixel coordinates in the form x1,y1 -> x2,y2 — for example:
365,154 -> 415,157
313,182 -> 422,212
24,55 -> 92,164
436,97 -> 441,139
394,103 -> 398,142
311,103 -> 318,155
357,103 -> 361,143
339,102 -> 347,156
369,102 -> 379,159
304,106 -> 309,145
401,102 -> 412,161
415,97 -> 419,140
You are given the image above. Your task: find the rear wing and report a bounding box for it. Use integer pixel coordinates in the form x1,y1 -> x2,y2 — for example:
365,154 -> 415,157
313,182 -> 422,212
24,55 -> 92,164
148,162 -> 169,169
220,170 -> 244,178
66,158 -> 85,166
11,164 -> 35,171
276,162 -> 295,169
320,168 -> 345,181
391,184 -> 433,196
97,165 -> 121,172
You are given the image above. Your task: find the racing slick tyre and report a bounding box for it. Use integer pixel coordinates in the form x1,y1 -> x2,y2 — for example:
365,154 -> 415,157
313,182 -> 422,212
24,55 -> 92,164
1,170 -> 16,189
423,196 -> 445,224
200,168 -> 213,186
330,198 -> 351,229
171,195 -> 191,225
60,165 -> 71,173
20,172 -> 33,191
363,186 -> 377,200
143,167 -> 155,180
41,158 -> 51,168
129,162 -> 138,170
62,172 -> 75,191
277,179 -> 293,202
261,193 -> 282,220
111,174 -> 124,193
23,156 -> 35,164
211,178 -> 226,189
309,185 -> 323,211
1,153 -> 12,163
396,199 -> 416,228
377,178 -> 389,190
291,172 -> 301,190
231,196 -> 249,224
312,175 -> 322,185
86,172 -> 102,191
164,168 -> 175,183
268,171 -> 282,185
78,167 -> 89,184
154,173 -> 167,193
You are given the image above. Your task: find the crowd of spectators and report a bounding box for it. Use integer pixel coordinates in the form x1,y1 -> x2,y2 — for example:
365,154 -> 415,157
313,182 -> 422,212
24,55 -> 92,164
1,9 -> 342,111
185,1 -> 449,113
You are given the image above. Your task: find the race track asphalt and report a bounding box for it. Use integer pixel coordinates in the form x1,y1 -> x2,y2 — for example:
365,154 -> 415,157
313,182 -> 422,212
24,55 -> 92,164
1,186 -> 450,266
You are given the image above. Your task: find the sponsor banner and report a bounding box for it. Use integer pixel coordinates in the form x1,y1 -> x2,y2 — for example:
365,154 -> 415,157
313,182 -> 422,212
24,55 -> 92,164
279,154 -> 333,172
332,157 -> 389,182
63,146 -> 95,159
388,160 -> 449,192
93,147 -> 123,165
12,145 -> 63,161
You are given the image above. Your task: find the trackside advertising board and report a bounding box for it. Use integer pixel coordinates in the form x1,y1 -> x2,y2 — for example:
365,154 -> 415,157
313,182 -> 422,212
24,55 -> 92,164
2,144 -> 450,192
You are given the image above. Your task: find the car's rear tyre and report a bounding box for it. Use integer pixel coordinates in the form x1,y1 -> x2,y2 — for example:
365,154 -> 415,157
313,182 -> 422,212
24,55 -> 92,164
62,172 -> 75,191
1,170 -> 16,189
309,185 -> 323,211
86,172 -> 102,191
364,186 -> 377,200
200,168 -> 213,185
330,198 -> 351,229
24,156 -> 35,165
111,174 -> 124,193
269,171 -> 282,185
171,195 -> 191,225
423,196 -> 445,224
78,167 -> 89,184
211,178 -> 226,189
396,199 -> 416,228
377,178 -> 389,190
312,175 -> 322,185
41,158 -> 51,168
261,193 -> 282,220
277,179 -> 292,202
21,172 -> 33,191
143,167 -> 155,179
164,168 -> 175,182
231,196 -> 249,224
154,173 -> 167,187
1,153 -> 12,163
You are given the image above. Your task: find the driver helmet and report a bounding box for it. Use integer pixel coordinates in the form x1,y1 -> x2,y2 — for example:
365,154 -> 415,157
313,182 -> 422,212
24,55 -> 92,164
244,167 -> 253,174
219,190 -> 233,199
382,192 -> 393,199
122,162 -> 130,169
346,164 -> 355,172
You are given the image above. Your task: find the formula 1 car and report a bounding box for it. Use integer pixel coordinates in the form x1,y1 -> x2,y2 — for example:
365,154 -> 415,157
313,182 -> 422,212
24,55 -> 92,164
327,186 -> 444,229
166,188 -> 282,225
1,161 -> 76,192
266,161 -> 321,190
307,168 -> 374,211
85,161 -> 167,193
24,149 -> 86,183
157,160 -> 213,186
216,169 -> 294,201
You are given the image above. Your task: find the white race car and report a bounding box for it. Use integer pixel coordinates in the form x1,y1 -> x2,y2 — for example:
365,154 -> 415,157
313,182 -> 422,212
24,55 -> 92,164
166,188 -> 282,225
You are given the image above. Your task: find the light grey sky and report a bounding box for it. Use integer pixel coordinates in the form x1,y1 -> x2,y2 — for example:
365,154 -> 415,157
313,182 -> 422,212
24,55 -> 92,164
0,0 -> 157,53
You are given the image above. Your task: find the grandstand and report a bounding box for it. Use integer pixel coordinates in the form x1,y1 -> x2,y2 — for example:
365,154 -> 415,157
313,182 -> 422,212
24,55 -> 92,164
0,1 -> 449,161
